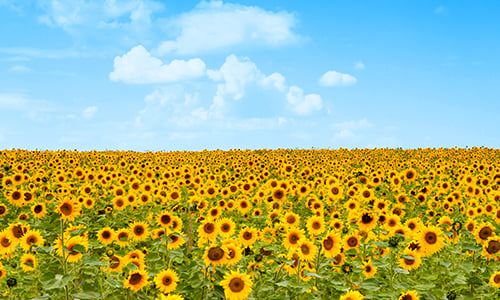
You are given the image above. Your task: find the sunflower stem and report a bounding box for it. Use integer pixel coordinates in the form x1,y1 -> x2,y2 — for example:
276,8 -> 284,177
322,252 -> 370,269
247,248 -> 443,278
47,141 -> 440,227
60,219 -> 70,300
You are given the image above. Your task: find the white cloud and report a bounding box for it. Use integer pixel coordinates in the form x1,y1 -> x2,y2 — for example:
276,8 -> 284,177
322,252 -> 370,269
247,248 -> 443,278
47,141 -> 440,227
207,54 -> 288,113
82,106 -> 98,118
0,93 -> 29,109
38,0 -> 162,31
354,61 -> 365,70
109,45 -> 206,84
319,70 -> 357,87
155,1 -> 298,55
10,65 -> 31,72
286,86 -> 322,115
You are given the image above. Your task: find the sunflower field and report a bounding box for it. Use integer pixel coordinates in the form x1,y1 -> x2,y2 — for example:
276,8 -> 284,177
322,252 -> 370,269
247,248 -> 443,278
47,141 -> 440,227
0,148 -> 499,300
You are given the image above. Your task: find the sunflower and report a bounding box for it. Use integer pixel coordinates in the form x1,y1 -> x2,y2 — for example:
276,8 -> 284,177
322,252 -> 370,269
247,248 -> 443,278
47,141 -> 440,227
57,199 -> 81,222
399,248 -> 421,271
296,240 -> 317,263
339,290 -> 365,300
203,244 -> 228,267
8,189 -> 24,207
55,235 -> 88,263
0,263 -> 6,278
398,290 -> 419,300
482,236 -> 500,260
490,271 -> 500,288
0,204 -> 7,217
220,270 -> 253,300
223,240 -> 243,266
116,229 -> 130,247
358,211 -> 377,231
0,230 -> 17,255
113,197 -> 127,211
218,217 -> 236,239
306,215 -> 325,236
158,212 -> 174,228
97,227 -> 115,245
31,203 -> 46,218
7,223 -> 28,242
322,231 -> 342,258
20,253 -> 37,272
362,260 -> 377,278
164,232 -> 184,250
271,187 -> 286,202
282,212 -> 300,227
283,228 -> 305,251
124,269 -> 149,293
20,229 -> 45,252
198,220 -> 219,242
105,255 -> 126,273
237,198 -> 252,215
129,221 -> 149,242
344,233 -> 360,252
474,222 -> 495,245
154,268 -> 178,294
238,227 -> 258,248
417,225 -> 445,257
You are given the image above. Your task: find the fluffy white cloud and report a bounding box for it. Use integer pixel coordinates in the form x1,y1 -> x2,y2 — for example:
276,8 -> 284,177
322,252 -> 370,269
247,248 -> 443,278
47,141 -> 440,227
82,106 -> 98,118
354,61 -> 365,70
155,1 -> 298,55
319,70 -> 357,86
109,45 -> 206,84
286,86 -> 322,115
38,0 -> 162,31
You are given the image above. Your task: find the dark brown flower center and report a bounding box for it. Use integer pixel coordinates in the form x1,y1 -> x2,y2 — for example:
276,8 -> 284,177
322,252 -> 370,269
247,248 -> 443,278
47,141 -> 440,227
479,227 -> 492,240
12,225 -> 24,238
60,203 -> 72,215
161,215 -> 171,225
109,256 -> 120,268
361,214 -> 373,224
404,258 -> 415,265
134,226 -> 144,235
207,247 -> 224,261
162,275 -> 172,286
486,240 -> 500,254
102,231 -> 111,239
129,273 -> 142,285
323,236 -> 334,250
289,234 -> 299,244
34,205 -> 43,213
301,244 -> 310,255
494,274 -> 500,284
229,277 -> 244,292
312,221 -> 321,229
347,237 -> 358,247
424,232 -> 437,244
204,223 -> 215,234
1,237 -> 11,247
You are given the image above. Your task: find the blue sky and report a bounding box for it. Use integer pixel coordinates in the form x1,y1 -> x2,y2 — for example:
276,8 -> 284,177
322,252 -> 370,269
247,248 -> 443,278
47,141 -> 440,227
1,0 -> 499,151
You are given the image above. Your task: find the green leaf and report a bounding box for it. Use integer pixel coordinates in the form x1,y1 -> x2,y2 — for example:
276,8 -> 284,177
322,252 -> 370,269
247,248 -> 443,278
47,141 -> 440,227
276,281 -> 291,287
42,274 -> 73,290
401,254 -> 416,261
82,255 -> 105,266
359,278 -> 381,291
71,292 -> 101,299
393,267 -> 410,274
145,253 -> 161,262
71,244 -> 86,253
302,270 -> 322,278
105,279 -> 123,288
70,228 -> 87,236
373,241 -> 388,248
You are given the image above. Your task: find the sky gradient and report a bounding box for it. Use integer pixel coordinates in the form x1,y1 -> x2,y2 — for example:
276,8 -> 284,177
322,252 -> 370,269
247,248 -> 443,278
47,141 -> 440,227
1,0 -> 499,151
